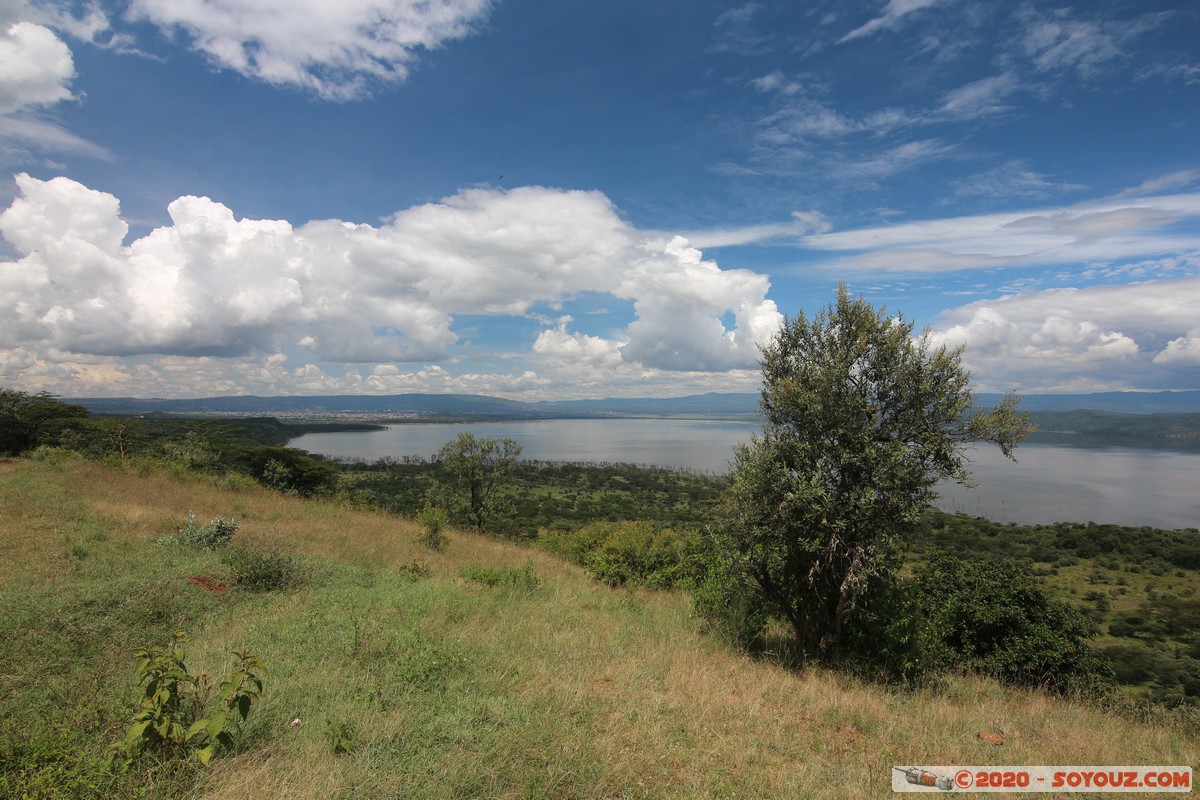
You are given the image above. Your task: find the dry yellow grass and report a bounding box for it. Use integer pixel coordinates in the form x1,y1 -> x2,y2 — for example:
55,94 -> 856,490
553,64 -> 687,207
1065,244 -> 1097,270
2,457 -> 1195,800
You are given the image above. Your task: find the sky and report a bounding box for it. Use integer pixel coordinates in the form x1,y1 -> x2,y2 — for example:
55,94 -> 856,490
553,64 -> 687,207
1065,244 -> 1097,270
0,0 -> 1197,400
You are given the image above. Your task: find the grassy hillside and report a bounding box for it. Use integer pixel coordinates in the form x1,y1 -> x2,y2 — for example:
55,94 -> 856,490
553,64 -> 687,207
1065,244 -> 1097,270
1,458 -> 1196,799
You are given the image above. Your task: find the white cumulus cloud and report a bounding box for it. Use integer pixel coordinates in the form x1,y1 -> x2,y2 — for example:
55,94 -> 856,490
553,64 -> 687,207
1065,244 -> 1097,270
1154,329 -> 1200,366
930,278 -> 1200,391
0,18 -> 74,113
0,174 -> 783,386
128,0 -> 494,100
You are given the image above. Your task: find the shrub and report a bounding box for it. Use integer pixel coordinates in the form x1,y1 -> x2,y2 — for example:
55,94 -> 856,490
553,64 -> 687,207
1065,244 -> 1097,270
908,554 -> 1114,697
545,520 -> 697,589
688,547 -> 767,651
176,512 -> 239,550
222,547 -> 299,592
417,502 -> 449,551
586,521 -> 691,588
540,522 -> 610,564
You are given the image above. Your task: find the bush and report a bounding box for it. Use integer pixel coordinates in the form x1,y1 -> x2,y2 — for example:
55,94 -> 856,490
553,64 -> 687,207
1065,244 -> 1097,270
688,547 -> 767,651
221,547 -> 299,592
540,523 -> 610,565
908,554 -> 1114,697
587,521 -> 691,589
238,447 -> 338,496
417,502 -> 449,551
176,513 -> 239,551
543,520 -> 696,589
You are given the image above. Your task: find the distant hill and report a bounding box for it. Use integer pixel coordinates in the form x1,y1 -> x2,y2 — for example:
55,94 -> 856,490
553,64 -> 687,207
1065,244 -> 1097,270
69,393 -> 546,418
536,392 -> 760,416
975,390 -> 1200,414
68,389 -> 1199,418
1025,410 -> 1200,451
67,392 -> 762,418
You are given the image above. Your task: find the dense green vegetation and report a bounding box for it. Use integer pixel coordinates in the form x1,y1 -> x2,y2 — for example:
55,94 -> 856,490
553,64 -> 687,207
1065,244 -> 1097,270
711,287 -> 1034,664
4,387 -> 1199,707
912,512 -> 1200,707
338,457 -> 726,536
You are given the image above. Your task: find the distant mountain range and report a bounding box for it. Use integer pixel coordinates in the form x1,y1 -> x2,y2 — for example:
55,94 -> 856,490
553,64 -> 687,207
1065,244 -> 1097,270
67,389 -> 1200,417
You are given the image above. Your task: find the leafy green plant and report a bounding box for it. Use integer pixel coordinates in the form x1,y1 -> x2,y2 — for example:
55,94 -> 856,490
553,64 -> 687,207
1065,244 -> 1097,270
325,719 -> 358,756
221,547 -> 299,592
417,502 -> 449,551
175,512 -> 239,550
119,631 -> 265,766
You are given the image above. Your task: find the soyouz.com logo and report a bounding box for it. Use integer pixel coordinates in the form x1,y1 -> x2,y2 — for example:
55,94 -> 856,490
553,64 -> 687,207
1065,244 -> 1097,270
892,765 -> 1192,792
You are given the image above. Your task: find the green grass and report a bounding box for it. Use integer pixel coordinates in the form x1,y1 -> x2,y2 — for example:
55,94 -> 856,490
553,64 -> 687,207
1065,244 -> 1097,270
1,458 -> 1197,799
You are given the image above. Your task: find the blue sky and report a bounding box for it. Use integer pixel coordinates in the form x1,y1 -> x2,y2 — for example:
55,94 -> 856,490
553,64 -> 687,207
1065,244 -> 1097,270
0,0 -> 1197,399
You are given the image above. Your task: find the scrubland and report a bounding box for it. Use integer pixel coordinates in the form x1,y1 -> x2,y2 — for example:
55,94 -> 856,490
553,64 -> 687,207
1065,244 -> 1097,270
1,457 -> 1195,799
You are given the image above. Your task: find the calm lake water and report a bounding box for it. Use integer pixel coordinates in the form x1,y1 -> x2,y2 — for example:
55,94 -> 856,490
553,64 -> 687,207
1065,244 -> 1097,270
291,419 -> 1200,530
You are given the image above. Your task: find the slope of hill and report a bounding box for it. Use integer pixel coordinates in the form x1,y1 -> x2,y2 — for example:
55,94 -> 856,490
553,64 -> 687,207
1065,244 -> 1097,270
1,458 -> 1195,798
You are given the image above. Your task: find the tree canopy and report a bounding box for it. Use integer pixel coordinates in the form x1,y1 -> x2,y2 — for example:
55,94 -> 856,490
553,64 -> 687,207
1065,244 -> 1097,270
714,286 -> 1035,662
0,389 -> 90,456
436,433 -> 523,529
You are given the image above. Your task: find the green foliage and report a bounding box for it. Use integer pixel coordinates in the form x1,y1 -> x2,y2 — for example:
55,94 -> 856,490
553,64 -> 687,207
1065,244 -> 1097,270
338,458 -> 726,537
221,547 -> 300,592
906,555 -> 1114,697
436,433 -> 522,529
545,520 -> 695,589
174,513 -> 239,551
687,544 -> 768,651
119,632 -> 265,767
325,720 -> 358,756
708,286 -> 1034,662
416,502 -> 449,551
460,560 -> 540,593
240,446 -> 339,496
0,388 -> 90,455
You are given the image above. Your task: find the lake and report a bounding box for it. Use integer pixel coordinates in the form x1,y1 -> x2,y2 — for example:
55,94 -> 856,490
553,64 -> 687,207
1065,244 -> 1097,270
291,419 -> 1200,530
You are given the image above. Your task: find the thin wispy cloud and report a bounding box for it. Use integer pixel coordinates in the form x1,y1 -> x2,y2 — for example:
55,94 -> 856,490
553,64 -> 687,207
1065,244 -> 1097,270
801,193 -> 1200,272
839,0 -> 948,43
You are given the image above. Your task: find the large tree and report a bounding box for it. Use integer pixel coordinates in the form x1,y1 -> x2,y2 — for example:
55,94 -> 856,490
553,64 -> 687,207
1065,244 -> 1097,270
436,433 -> 523,529
0,389 -> 90,455
716,286 -> 1034,662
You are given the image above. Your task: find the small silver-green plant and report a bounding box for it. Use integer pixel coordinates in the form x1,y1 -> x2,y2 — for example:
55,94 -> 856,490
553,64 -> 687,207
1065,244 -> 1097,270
417,502 -> 450,551
173,512 -> 240,550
